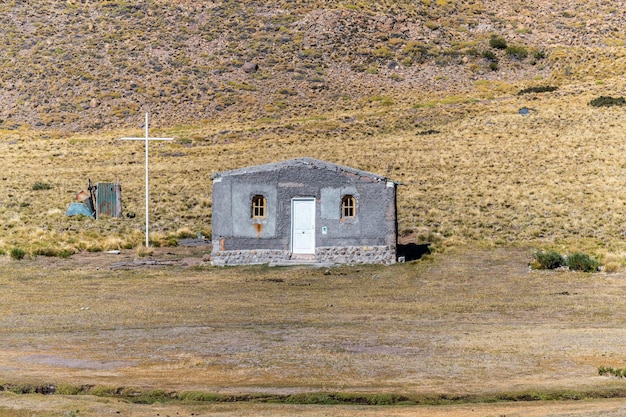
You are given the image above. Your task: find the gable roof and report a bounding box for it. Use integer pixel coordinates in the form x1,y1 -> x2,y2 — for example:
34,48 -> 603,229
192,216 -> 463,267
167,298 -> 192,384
213,157 -> 396,183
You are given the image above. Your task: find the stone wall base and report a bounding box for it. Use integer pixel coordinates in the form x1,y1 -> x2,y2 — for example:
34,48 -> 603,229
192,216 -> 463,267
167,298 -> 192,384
211,249 -> 290,266
211,245 -> 396,266
316,245 -> 396,265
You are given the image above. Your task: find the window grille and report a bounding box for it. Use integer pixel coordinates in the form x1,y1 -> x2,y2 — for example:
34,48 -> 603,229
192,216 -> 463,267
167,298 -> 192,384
341,195 -> 356,218
251,195 -> 266,219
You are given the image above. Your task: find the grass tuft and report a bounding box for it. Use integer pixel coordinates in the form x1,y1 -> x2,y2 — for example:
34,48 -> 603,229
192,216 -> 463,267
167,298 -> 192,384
31,182 -> 52,191
10,247 -> 26,260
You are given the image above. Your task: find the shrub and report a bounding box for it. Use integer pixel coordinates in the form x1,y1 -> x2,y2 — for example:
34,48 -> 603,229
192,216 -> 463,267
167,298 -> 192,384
566,253 -> 598,272
482,50 -> 498,62
518,86 -> 558,95
531,250 -> 564,270
589,96 -> 626,107
599,366 -> 626,378
489,34 -> 507,50
32,182 -> 52,190
506,44 -> 528,60
10,247 -> 26,260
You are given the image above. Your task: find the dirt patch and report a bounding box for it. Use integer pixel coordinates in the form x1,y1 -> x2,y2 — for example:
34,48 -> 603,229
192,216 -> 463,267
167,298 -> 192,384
18,354 -> 135,371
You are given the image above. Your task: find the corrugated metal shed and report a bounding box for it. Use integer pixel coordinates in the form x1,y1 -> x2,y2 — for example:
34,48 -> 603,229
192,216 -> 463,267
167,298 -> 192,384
96,182 -> 122,218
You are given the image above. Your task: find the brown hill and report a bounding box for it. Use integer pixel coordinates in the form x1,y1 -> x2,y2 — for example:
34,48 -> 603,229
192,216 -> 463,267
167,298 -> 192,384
1,0 -> 624,131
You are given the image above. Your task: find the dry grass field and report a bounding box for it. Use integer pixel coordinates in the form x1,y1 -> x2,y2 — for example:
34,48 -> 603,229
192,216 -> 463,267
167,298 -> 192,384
3,65 -> 626,263
3,1 -> 626,415
1,246 -> 626,416
2,44 -> 626,415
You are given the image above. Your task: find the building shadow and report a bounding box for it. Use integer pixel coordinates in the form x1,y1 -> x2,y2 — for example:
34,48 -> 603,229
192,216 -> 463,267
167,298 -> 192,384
397,243 -> 431,262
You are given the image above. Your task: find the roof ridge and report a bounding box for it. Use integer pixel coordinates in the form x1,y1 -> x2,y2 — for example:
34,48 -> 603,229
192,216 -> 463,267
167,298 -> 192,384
213,157 -> 393,182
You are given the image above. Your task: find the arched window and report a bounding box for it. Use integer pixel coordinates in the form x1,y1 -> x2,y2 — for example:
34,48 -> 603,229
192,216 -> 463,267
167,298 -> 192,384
251,195 -> 266,219
341,195 -> 356,219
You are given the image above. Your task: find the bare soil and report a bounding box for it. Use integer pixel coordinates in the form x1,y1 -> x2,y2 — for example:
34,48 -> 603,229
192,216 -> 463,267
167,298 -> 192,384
1,246 -> 626,416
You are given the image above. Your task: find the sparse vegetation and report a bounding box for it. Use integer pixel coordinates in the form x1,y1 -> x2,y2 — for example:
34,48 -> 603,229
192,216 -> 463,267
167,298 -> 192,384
0,248 -> 625,416
489,34 -> 508,50
589,96 -> 626,107
31,182 -> 52,191
531,251 -> 600,272
9,247 -> 26,260
531,250 -> 564,270
518,86 -> 558,95
2,3 -> 626,415
506,44 -> 529,60
598,366 -> 626,378
482,50 -> 498,62
566,253 -> 599,272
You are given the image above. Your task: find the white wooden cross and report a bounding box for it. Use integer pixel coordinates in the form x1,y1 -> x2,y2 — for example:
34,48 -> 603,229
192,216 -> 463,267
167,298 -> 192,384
121,112 -> 173,247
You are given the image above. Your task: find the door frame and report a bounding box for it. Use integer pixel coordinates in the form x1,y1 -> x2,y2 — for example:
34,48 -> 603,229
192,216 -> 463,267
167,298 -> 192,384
291,197 -> 316,254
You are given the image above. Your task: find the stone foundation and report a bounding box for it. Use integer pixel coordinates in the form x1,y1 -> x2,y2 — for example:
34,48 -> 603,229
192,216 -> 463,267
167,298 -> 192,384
211,249 -> 290,266
211,245 -> 396,266
316,245 -> 396,265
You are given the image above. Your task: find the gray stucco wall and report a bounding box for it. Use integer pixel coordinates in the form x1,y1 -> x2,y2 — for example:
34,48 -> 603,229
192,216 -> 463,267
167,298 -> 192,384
211,159 -> 397,265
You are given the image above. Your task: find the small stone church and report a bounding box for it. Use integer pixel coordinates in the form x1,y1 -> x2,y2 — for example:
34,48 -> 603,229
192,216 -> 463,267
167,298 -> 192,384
211,157 -> 398,266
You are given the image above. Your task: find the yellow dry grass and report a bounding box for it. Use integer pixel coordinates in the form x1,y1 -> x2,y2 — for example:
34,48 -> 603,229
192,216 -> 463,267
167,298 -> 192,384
2,56 -> 626,260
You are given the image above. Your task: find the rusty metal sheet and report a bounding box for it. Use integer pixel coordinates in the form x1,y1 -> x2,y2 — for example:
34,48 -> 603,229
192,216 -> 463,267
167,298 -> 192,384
96,183 -> 122,218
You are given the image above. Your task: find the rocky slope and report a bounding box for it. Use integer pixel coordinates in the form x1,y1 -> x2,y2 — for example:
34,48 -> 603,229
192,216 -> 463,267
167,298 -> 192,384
0,0 -> 624,131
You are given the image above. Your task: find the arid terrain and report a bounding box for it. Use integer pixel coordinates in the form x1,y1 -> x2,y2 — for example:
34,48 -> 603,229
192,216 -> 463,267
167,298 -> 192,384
1,246 -> 626,416
3,0 -> 626,415
0,0 -> 625,131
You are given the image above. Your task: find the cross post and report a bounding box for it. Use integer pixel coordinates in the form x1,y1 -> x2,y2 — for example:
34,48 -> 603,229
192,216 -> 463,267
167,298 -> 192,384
121,112 -> 173,247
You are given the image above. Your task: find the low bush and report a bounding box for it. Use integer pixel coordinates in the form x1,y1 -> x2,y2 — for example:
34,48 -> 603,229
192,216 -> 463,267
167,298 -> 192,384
10,247 -> 26,260
506,44 -> 528,60
589,96 -> 626,107
599,366 -> 626,378
531,250 -> 564,270
566,253 -> 598,272
416,129 -> 440,136
482,50 -> 498,62
489,34 -> 507,50
32,182 -> 52,190
518,86 -> 558,95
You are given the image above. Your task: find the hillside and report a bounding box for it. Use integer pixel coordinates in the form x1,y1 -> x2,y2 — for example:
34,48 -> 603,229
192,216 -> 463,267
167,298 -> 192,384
2,0 -> 626,258
0,0 -> 624,131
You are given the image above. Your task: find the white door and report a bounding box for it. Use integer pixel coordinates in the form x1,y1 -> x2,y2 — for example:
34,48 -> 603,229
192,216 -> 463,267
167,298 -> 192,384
291,198 -> 316,254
